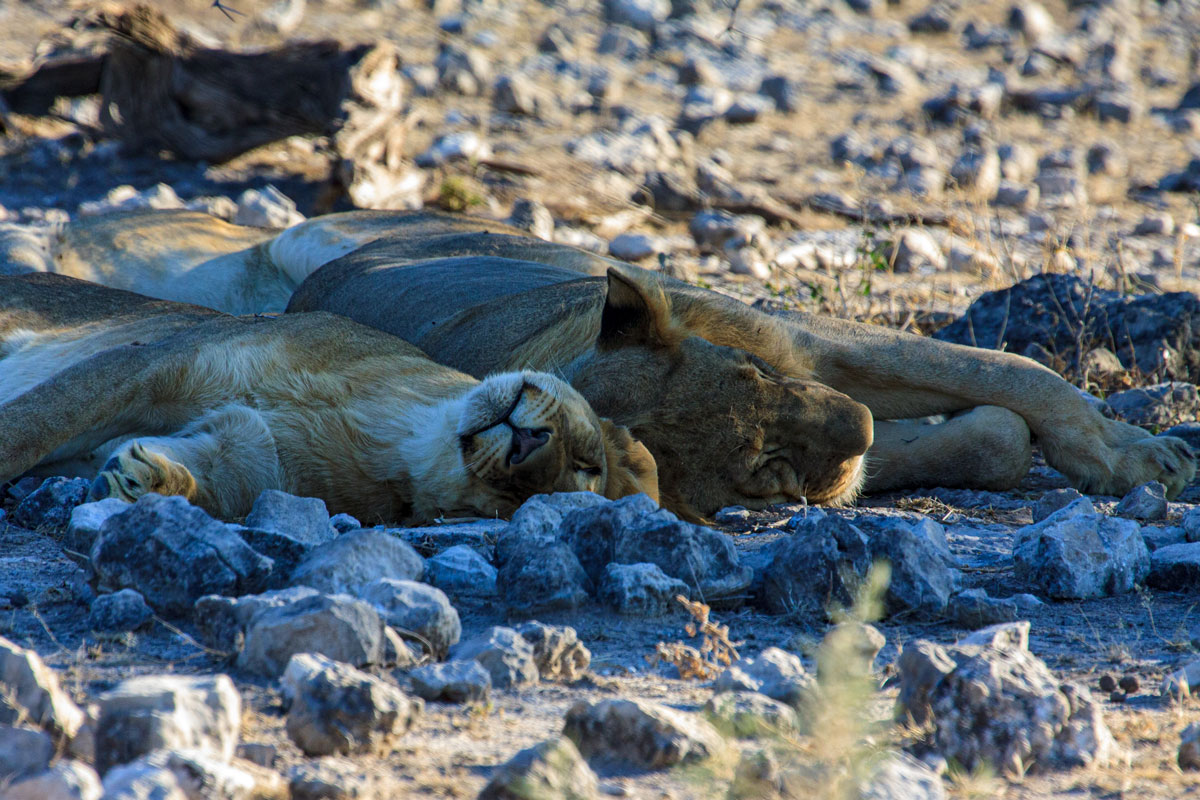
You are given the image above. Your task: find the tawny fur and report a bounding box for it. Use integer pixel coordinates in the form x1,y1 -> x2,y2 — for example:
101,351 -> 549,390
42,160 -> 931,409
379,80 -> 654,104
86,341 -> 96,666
0,274 -> 658,524
12,209 -> 1195,511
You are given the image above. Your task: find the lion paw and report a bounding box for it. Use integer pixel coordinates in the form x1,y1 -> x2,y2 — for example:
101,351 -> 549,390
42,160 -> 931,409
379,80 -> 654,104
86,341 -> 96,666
1077,435 -> 1196,499
88,442 -> 198,503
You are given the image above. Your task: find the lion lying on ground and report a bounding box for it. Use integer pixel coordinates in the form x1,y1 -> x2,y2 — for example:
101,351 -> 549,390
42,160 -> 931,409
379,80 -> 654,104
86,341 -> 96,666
4,210 -> 1194,519
0,273 -> 658,523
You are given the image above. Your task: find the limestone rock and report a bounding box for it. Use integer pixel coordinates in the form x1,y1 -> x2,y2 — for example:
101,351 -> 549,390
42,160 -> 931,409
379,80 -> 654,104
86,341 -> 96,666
498,541 -> 590,616
563,698 -> 730,769
65,498 -> 131,554
94,674 -> 241,774
289,530 -> 423,595
1114,482 -> 1168,522
478,736 -> 599,800
408,660 -> 492,704
244,490 -> 334,543
424,545 -> 498,598
713,648 -> 814,710
761,516 -> 871,617
895,628 -> 1116,774
517,622 -> 591,681
597,562 -> 688,616
91,495 -> 274,615
0,635 -> 85,742
283,653 -> 421,757
12,476 -> 90,531
238,593 -> 386,678
359,578 -> 461,659
0,724 -> 53,783
193,587 -> 319,654
89,589 -> 153,633
1149,542 -> 1200,589
704,691 -> 800,739
1012,499 -> 1148,599
3,760 -> 102,800
451,627 -> 539,689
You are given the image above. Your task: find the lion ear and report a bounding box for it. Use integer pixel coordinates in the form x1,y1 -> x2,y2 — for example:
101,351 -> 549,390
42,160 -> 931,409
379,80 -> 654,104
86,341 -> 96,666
598,418 -> 660,504
598,267 -> 674,349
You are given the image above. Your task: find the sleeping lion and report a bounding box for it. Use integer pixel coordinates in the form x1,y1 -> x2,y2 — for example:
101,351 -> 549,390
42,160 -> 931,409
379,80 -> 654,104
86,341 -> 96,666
3,209 -> 1194,519
0,273 -> 658,524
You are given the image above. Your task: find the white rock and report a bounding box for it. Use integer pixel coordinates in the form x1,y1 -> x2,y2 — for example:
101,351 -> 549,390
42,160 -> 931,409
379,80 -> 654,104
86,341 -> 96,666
3,760 -> 102,800
359,578 -> 462,658
0,635 -> 84,742
238,593 -> 386,678
424,545 -> 498,598
289,530 -> 424,595
282,653 -> 421,757
94,674 -> 241,773
233,186 -> 304,229
0,724 -> 54,783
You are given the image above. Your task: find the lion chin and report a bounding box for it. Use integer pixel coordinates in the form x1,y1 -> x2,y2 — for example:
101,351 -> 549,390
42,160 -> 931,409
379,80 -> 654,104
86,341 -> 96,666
0,273 -> 659,525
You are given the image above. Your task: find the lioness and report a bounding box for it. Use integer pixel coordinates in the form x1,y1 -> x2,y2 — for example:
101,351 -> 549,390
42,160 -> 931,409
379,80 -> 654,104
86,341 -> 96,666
5,210 -> 1194,518
0,273 -> 658,523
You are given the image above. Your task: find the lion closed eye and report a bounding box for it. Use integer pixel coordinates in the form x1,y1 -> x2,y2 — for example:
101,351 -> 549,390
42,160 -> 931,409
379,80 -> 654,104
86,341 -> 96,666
0,273 -> 658,524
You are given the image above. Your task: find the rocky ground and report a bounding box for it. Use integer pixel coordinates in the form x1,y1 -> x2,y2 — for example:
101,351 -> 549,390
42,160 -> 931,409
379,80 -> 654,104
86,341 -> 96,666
4,0 -> 1200,798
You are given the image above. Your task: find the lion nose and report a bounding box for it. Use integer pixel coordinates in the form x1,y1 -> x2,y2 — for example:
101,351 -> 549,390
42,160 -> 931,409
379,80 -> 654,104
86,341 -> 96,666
509,427 -> 551,465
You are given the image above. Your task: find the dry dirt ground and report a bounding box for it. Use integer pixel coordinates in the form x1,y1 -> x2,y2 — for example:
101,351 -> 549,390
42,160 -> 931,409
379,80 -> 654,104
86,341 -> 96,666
3,0 -> 1200,797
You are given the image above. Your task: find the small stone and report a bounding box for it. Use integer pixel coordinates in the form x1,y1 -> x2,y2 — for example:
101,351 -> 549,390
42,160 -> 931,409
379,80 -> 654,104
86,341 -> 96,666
608,232 -> 667,262
94,674 -> 240,774
109,750 -> 286,800
704,691 -> 801,738
3,760 -> 102,800
244,490 -> 335,543
1180,722 -> 1200,770
234,185 -> 304,228
359,578 -> 461,659
1109,690 -> 1126,703
65,498 -> 130,554
1013,498 -> 1149,599
91,495 -> 274,616
0,725 -> 54,783
88,589 -> 153,633
450,626 -> 539,689
1134,213 -> 1175,237
498,541 -> 589,616
597,562 -> 688,617
288,758 -> 391,800
236,742 -> 276,768
329,513 -> 360,534
508,199 -> 555,241
98,759 -> 186,800
759,75 -> 798,113
1148,543 -> 1200,590
762,515 -> 871,617
1115,482 -> 1168,522
948,589 -> 1019,627
479,736 -> 599,800
408,660 -> 492,704
289,529 -> 424,596
493,74 -> 545,117
1107,383 -> 1200,428
283,653 -> 421,757
518,621 -> 591,681
0,636 -> 85,742
416,131 -> 492,167
239,593 -> 387,678
1118,675 -> 1139,694
1098,674 -> 1118,693
713,648 -> 814,710
425,545 -> 498,598
12,477 -> 90,531
887,229 -> 945,273
563,699 -> 730,769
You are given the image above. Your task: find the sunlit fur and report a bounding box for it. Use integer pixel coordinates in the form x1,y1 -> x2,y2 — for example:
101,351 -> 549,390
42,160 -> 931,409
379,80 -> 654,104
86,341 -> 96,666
0,275 -> 657,524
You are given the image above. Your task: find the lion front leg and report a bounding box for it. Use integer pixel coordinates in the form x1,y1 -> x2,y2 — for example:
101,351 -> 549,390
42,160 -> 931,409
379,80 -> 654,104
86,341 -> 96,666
777,311 -> 1197,498
88,404 -> 281,518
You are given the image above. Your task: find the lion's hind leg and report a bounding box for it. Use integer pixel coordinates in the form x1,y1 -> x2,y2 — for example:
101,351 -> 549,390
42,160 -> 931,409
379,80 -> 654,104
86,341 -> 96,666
864,406 -> 1032,494
89,404 -> 281,519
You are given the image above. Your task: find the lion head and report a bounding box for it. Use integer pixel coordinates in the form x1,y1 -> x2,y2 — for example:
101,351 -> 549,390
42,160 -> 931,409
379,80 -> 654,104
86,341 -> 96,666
425,370 -> 658,520
566,270 -> 873,521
